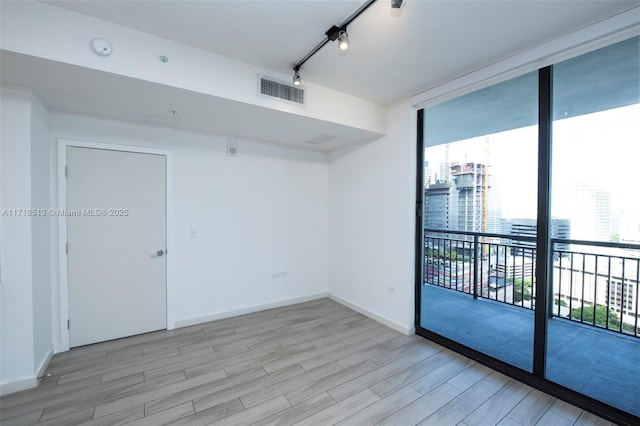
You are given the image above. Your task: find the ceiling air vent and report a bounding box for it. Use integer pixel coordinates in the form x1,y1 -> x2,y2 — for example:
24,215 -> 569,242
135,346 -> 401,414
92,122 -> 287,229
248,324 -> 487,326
259,76 -> 305,105
306,134 -> 336,145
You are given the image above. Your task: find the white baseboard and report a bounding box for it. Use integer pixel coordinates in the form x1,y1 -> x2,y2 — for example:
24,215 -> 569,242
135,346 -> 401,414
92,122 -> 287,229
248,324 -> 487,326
0,376 -> 38,396
328,293 -> 415,336
171,292 -> 329,329
0,345 -> 55,396
36,345 -> 55,379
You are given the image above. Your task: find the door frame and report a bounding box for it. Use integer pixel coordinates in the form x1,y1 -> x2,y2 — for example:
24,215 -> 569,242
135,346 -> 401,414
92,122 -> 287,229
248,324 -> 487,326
57,139 -> 173,352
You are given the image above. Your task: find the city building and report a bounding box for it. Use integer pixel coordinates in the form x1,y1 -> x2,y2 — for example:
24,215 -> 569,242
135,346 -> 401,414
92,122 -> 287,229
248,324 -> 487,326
553,182 -> 612,242
424,161 -> 501,235
424,181 -> 454,230
503,218 -> 571,256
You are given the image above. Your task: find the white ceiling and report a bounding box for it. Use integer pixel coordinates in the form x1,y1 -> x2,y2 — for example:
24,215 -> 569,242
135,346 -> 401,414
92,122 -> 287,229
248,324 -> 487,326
2,1 -> 639,151
40,0 -> 640,105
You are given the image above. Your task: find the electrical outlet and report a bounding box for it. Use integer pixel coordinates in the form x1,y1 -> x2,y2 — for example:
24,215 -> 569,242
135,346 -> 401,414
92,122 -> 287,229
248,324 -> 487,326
387,285 -> 397,294
189,228 -> 198,239
272,272 -> 288,279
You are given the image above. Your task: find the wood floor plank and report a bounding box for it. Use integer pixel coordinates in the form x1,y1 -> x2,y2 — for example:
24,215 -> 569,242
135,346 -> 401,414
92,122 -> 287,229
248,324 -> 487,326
401,339 -> 450,364
417,375 -> 503,426
337,335 -> 414,368
146,342 -> 274,381
310,321 -> 380,349
284,360 -> 377,405
187,327 -> 273,354
252,392 -> 337,426
261,340 -> 346,373
40,372 -> 186,422
0,408 -> 43,426
209,396 -> 291,425
535,410 -> 575,426
0,375 -> 101,409
55,332 -> 202,384
287,310 -> 357,333
462,379 -> 532,425
574,411 -> 616,426
298,334 -> 395,371
99,347 -> 215,382
0,373 -> 145,421
363,336 -> 443,367
167,398 -> 245,426
144,366 -> 266,416
292,389 -> 379,426
335,385 -> 422,426
547,399 -> 583,423
446,362 -> 494,391
192,364 -> 305,413
369,351 -> 453,398
128,401 -> 194,425
497,415 -> 527,426
33,407 -> 94,426
410,356 -> 475,395
222,341 -> 316,377
93,369 -> 225,418
327,358 -> 413,402
54,342 -> 189,384
81,405 -> 144,426
240,362 -> 344,409
377,383 -> 463,426
506,388 -> 555,426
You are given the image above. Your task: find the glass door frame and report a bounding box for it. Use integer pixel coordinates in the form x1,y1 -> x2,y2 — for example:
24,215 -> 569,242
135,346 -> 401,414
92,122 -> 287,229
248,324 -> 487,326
414,66 -> 639,426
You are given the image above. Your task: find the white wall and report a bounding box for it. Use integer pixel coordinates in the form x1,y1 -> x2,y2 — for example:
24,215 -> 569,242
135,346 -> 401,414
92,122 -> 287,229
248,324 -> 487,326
0,88 -> 36,392
30,95 -> 53,374
50,113 -> 329,337
328,101 -> 416,334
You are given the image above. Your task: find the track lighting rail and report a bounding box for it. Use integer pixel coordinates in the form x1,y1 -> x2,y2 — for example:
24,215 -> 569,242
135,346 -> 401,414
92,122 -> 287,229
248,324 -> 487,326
292,0 -> 378,82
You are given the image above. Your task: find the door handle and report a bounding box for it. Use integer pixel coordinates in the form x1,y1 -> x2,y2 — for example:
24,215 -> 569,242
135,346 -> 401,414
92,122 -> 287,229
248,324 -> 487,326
151,249 -> 165,258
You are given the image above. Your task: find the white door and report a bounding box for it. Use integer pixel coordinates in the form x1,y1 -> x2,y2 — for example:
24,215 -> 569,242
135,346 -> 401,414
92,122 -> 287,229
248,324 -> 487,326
67,147 -> 166,347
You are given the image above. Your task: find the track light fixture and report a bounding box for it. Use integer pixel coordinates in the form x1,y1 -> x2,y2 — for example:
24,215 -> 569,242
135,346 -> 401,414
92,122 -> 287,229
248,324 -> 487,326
338,29 -> 349,51
291,0 -> 377,84
290,0 -> 403,85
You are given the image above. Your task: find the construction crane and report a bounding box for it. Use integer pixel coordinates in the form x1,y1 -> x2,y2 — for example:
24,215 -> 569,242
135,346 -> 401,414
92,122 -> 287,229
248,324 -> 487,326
482,137 -> 490,233
444,143 -> 451,183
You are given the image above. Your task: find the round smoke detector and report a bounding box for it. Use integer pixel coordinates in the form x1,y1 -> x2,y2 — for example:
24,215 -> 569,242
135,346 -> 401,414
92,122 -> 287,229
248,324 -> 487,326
91,38 -> 113,57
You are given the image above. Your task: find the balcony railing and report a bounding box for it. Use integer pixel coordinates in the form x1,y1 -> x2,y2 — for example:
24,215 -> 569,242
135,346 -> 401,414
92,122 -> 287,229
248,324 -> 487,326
424,229 -> 640,338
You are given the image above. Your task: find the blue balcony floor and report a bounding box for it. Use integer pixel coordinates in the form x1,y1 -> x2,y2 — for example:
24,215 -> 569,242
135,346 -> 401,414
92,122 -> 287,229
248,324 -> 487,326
420,284 -> 640,417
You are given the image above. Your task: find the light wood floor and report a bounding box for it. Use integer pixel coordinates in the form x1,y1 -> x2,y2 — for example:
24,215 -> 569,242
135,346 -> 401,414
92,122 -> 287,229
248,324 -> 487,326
0,298 -> 617,426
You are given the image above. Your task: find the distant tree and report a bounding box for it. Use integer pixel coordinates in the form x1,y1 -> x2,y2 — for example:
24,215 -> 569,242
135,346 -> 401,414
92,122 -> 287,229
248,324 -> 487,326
570,304 -> 620,329
514,278 -> 532,303
611,233 -> 620,242
555,298 -> 568,307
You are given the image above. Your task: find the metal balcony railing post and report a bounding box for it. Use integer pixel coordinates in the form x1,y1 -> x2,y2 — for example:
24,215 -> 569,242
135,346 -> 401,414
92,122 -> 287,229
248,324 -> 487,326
473,234 -> 479,300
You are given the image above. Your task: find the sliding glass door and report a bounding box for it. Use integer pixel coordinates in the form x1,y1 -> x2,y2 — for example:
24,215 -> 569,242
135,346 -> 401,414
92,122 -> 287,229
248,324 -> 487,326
419,71 -> 539,372
416,36 -> 640,424
546,37 -> 640,417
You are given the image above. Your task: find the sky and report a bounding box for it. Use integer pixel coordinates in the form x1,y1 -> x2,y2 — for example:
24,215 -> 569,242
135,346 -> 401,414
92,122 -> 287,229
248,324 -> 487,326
424,103 -> 640,221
